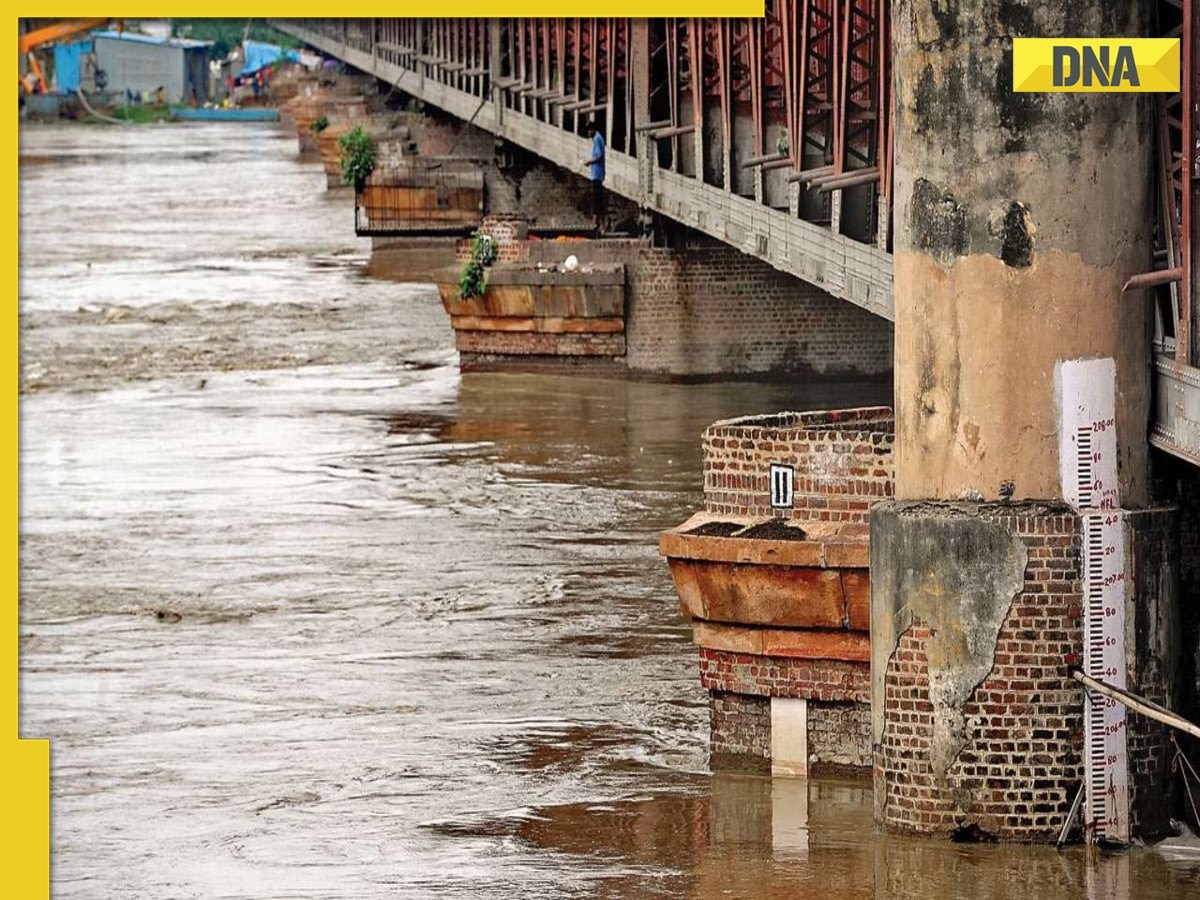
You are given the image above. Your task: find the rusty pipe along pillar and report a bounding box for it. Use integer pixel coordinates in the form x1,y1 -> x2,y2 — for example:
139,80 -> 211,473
891,3 -> 1153,505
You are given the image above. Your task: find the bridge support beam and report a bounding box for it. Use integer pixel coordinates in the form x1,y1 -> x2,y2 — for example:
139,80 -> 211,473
871,1 -> 1181,843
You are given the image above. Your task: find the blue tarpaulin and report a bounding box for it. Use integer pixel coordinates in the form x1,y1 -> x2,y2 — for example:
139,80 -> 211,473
241,40 -> 299,77
53,40 -> 92,93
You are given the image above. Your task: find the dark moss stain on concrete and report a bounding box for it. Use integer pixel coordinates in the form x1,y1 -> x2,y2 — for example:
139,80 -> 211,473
909,178 -> 969,266
992,46 -> 1046,153
913,66 -> 937,137
999,201 -> 1034,267
995,0 -> 1036,37
928,0 -> 961,44
912,62 -> 969,142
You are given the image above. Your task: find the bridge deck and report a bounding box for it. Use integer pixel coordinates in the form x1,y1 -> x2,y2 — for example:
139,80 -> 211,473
275,16 -> 1200,468
273,17 -> 895,321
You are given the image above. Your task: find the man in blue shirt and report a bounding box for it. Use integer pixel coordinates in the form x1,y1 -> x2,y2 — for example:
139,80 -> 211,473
583,121 -> 606,236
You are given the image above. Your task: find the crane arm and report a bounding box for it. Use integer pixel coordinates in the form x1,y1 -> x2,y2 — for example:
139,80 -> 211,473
18,18 -> 108,54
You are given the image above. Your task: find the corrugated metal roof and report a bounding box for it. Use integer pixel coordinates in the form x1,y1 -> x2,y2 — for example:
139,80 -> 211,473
92,31 -> 211,51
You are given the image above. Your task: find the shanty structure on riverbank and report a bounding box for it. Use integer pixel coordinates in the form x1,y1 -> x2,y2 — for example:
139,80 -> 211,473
92,31 -> 211,104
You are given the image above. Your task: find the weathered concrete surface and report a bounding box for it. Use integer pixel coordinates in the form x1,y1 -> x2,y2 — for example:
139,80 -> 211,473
892,0 -> 1152,504
870,502 -> 1028,777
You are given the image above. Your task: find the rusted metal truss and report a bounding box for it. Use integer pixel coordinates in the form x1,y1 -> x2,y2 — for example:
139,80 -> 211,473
326,11 -> 894,251
1143,0 -> 1200,468
1143,0 -> 1197,371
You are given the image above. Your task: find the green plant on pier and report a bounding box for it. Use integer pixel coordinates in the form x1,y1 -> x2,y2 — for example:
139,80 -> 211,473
310,115 -> 328,133
776,128 -> 789,157
457,232 -> 498,301
338,125 -> 376,192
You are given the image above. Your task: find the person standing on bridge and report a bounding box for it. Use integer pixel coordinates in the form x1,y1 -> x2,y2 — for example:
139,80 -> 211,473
582,121 -> 606,236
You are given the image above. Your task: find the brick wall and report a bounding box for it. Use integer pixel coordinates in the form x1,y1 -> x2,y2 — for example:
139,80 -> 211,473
709,692 -> 770,773
442,223 -> 893,378
454,330 -> 625,358
875,512 -> 1083,840
705,664 -> 873,771
809,702 -> 872,770
873,502 -> 1182,842
405,106 -> 494,158
624,237 -> 894,378
701,408 -> 894,522
453,216 -> 531,263
699,647 -> 869,702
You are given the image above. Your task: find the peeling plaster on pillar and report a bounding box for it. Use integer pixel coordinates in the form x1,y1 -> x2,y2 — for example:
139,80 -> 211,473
870,503 -> 1028,780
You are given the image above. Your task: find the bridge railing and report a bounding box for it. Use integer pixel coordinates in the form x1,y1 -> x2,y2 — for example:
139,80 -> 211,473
274,14 -> 896,321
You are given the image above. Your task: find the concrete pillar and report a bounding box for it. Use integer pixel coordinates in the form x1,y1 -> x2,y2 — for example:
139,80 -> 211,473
873,2 -> 1179,843
892,2 -> 1152,505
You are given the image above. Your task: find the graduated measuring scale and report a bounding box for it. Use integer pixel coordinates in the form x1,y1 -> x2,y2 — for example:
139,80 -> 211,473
1057,357 -> 1129,843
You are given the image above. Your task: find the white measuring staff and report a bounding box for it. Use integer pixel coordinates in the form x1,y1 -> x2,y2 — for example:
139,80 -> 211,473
1057,357 -> 1129,844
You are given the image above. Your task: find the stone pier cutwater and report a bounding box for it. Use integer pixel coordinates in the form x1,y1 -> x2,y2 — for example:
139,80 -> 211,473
660,408 -> 893,776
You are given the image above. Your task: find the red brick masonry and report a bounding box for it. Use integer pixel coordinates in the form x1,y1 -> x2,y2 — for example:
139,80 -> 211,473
703,408 -> 894,521
662,408 -> 895,773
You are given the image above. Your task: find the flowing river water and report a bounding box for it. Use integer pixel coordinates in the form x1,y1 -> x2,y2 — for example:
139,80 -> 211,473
18,122 -> 1200,898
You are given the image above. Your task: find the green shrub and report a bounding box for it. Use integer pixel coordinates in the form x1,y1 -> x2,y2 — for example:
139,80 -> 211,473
457,232 -> 497,300
338,125 -> 376,192
310,115 -> 328,133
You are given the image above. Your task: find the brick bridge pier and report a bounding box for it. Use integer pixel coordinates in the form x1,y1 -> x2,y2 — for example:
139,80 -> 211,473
276,7 -> 1200,845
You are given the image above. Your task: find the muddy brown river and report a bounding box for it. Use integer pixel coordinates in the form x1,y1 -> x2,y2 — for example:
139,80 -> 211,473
18,123 -> 1199,898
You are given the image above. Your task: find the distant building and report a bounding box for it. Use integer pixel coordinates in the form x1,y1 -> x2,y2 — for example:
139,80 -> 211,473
92,31 -> 211,104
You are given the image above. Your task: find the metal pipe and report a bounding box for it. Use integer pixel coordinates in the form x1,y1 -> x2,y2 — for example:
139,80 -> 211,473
742,152 -> 788,168
1056,785 -> 1084,850
648,124 -> 696,139
634,118 -> 673,132
788,164 -> 834,184
1122,267 -> 1183,292
815,167 -> 880,191
1071,669 -> 1200,740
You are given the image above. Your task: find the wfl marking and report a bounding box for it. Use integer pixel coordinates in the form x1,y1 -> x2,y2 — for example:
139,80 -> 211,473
1057,357 -> 1128,844
1081,512 -> 1128,843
